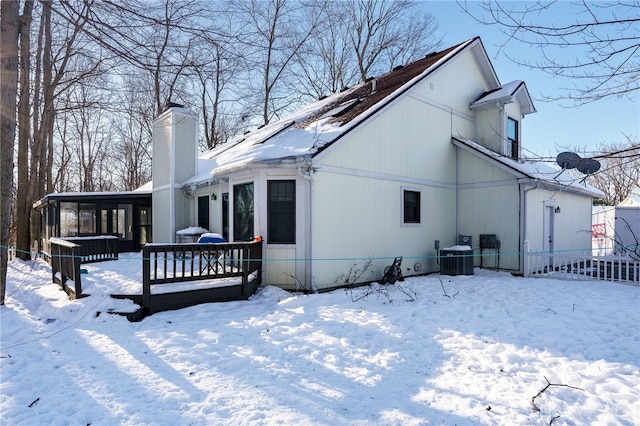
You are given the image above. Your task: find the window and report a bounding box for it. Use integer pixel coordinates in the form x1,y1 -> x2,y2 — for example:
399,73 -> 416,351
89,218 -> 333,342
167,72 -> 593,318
79,203 -> 96,234
268,180 -> 295,244
222,193 -> 229,240
138,206 -> 152,245
403,190 -> 421,224
507,117 -> 519,160
233,183 -> 254,241
60,202 -> 78,237
197,195 -> 210,230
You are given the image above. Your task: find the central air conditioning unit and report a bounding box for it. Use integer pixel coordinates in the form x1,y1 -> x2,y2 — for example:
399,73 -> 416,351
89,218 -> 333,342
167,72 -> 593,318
440,246 -> 474,276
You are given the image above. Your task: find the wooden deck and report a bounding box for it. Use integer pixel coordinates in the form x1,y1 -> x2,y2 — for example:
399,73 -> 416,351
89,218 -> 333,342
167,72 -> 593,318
114,240 -> 264,321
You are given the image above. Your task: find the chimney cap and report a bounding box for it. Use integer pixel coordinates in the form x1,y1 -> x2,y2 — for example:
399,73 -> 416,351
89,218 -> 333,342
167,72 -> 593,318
164,101 -> 185,111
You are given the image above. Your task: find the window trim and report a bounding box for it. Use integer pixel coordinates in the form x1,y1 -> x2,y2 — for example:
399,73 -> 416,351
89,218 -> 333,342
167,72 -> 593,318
402,187 -> 422,226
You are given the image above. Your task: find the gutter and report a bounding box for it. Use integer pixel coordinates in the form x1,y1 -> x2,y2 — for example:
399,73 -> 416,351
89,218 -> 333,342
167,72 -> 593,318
184,155 -> 312,191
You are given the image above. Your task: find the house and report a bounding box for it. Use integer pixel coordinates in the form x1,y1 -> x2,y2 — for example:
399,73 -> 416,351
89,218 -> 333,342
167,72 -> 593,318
153,36 -> 602,291
592,190 -> 640,258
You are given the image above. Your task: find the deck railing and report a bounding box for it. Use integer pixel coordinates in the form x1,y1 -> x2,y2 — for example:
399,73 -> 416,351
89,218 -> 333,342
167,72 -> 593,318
49,238 -> 83,299
48,236 -> 120,299
524,248 -> 639,286
140,240 -> 263,315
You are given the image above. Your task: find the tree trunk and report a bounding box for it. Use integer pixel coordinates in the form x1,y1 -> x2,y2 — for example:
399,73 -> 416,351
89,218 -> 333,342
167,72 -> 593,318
15,0 -> 34,261
0,0 -> 21,304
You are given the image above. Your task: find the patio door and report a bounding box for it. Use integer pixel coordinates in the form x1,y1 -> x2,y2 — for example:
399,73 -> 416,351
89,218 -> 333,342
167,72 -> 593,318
233,183 -> 254,241
101,204 -> 117,236
100,204 -> 131,240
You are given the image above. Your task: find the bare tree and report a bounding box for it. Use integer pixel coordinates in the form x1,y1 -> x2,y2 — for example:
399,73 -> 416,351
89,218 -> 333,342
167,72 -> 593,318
110,71 -> 156,190
233,0 -> 321,125
294,0 -> 441,99
193,41 -> 245,150
293,3 -> 356,98
0,0 -> 21,303
67,0 -> 208,115
15,0 -> 34,261
589,140 -> 640,205
460,0 -> 640,104
346,0 -> 441,83
14,0 -> 98,260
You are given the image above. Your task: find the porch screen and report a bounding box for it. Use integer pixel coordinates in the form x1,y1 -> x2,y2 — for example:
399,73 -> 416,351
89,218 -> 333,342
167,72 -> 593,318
233,183 -> 254,241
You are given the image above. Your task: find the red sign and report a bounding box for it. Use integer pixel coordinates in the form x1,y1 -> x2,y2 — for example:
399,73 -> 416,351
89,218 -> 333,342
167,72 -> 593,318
592,223 -> 606,237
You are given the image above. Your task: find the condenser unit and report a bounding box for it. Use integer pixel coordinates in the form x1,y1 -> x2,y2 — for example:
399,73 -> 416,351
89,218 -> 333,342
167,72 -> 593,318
440,247 -> 474,275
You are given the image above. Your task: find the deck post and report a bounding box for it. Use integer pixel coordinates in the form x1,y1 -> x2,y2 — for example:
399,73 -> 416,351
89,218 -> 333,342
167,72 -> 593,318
71,244 -> 82,297
142,245 -> 151,310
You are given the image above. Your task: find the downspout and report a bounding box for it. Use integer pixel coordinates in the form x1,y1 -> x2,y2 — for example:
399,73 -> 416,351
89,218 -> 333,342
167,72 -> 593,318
455,144 -> 459,239
519,179 -> 538,273
298,163 -> 314,291
447,105 -> 458,241
207,180 -> 211,228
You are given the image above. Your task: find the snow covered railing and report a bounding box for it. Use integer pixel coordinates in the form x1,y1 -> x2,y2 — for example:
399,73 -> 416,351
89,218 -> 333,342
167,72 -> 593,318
49,238 -> 83,299
524,247 -> 639,286
140,239 -> 263,317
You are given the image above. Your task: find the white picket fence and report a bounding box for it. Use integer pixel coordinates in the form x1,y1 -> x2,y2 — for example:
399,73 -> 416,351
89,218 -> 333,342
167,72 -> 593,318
524,247 -> 639,286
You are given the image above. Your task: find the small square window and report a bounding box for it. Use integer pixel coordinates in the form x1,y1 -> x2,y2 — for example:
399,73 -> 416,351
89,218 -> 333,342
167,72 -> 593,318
403,190 -> 421,224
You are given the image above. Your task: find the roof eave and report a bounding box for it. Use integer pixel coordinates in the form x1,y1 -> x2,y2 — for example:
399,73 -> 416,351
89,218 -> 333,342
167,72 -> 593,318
452,137 -> 602,198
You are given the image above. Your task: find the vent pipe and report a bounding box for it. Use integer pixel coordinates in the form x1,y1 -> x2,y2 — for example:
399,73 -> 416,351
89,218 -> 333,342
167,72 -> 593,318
371,79 -> 377,95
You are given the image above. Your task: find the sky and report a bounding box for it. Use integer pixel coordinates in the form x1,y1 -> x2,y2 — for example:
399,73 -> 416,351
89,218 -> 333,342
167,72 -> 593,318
422,1 -> 639,159
1,255 -> 638,425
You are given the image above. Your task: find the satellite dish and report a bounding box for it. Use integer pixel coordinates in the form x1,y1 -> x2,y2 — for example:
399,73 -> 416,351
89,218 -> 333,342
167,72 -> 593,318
556,151 -> 581,169
577,158 -> 601,175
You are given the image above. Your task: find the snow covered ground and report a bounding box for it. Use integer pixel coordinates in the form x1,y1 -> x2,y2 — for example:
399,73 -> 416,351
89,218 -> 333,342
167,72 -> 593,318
1,254 -> 639,425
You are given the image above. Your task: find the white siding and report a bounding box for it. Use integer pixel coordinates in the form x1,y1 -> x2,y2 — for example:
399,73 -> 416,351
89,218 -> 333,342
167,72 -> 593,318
457,148 -> 521,271
474,107 -> 502,153
309,170 -> 455,287
304,49 -> 499,288
592,207 -> 616,255
524,188 -> 593,256
614,207 -> 640,256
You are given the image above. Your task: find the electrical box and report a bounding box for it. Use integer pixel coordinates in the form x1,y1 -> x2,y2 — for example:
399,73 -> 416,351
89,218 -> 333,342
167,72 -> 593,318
458,235 -> 472,247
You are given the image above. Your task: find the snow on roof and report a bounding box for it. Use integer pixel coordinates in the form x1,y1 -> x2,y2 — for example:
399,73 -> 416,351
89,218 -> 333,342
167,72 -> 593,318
619,190 -> 640,208
183,38 -> 476,187
452,137 -> 603,198
133,181 -> 153,192
470,80 -> 536,115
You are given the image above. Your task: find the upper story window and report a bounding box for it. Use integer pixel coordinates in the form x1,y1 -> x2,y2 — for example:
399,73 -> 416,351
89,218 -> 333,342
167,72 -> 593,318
507,117 -> 519,160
